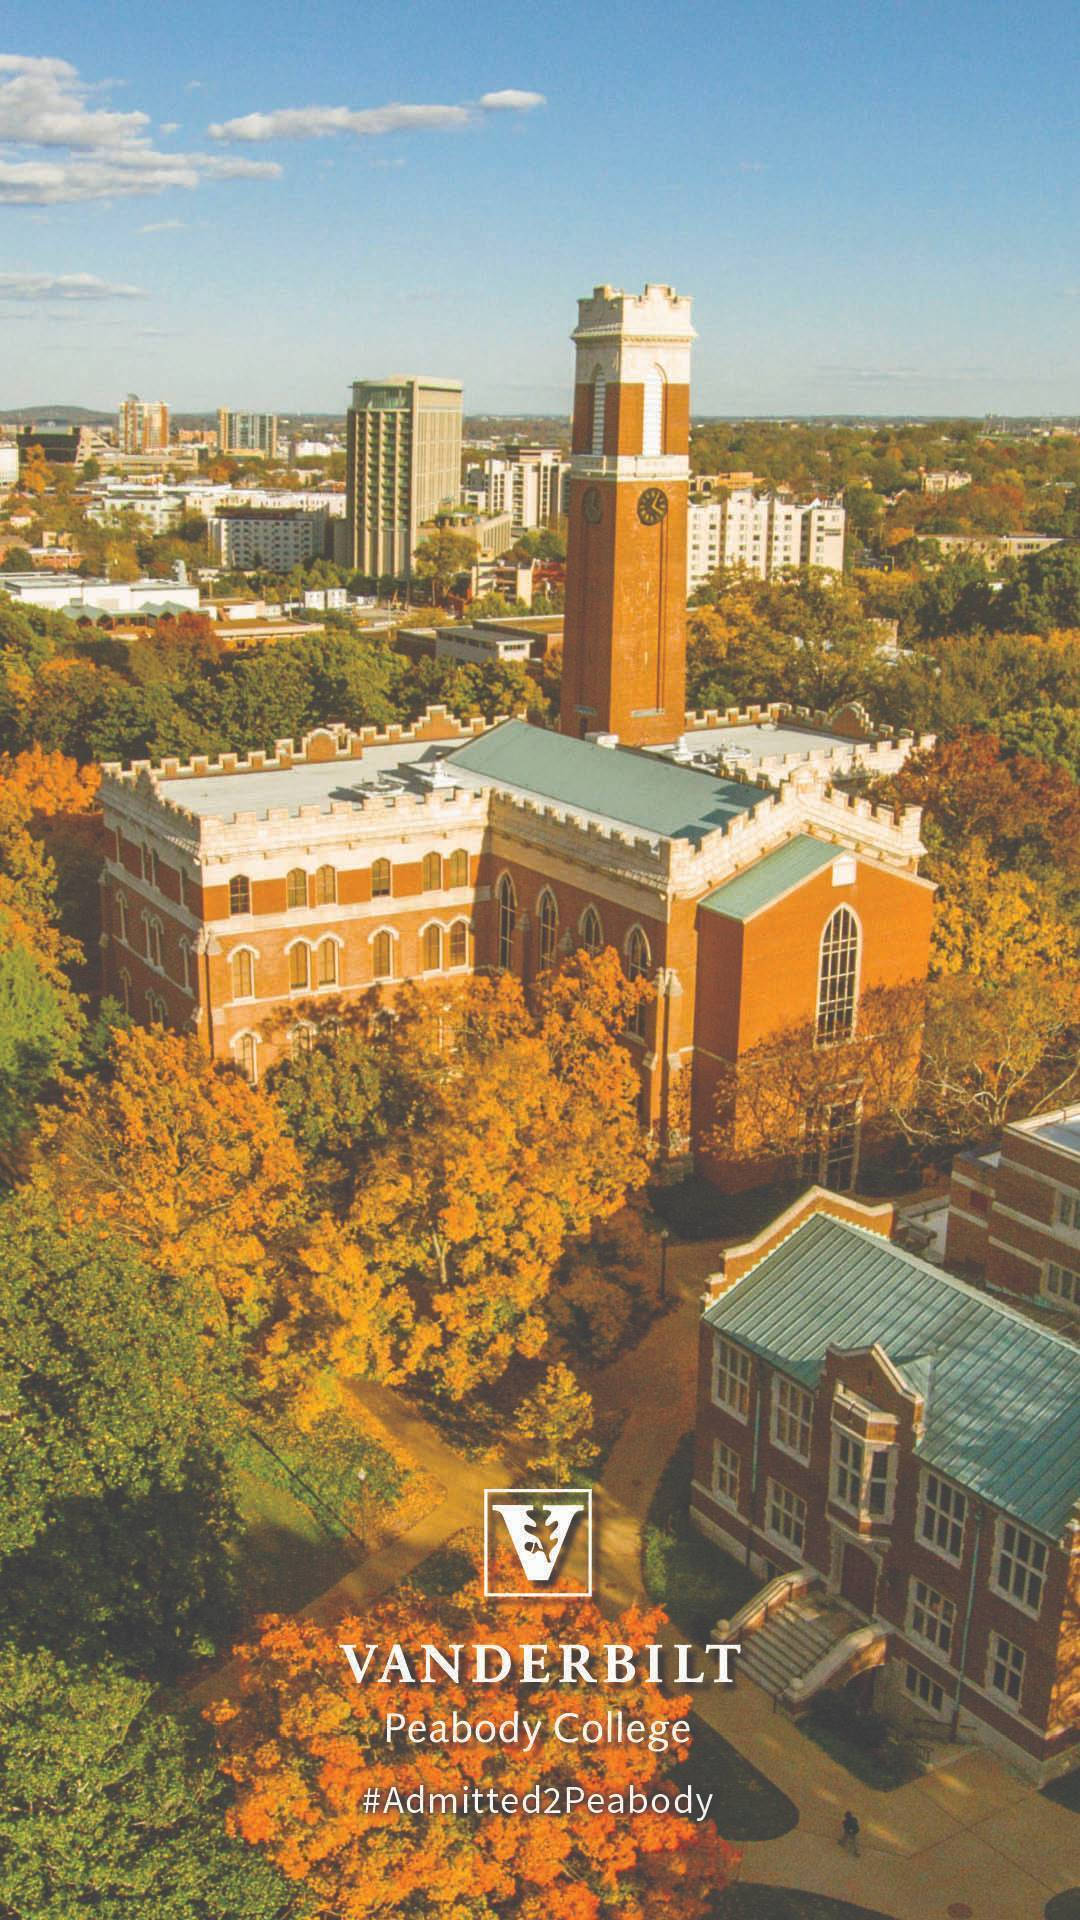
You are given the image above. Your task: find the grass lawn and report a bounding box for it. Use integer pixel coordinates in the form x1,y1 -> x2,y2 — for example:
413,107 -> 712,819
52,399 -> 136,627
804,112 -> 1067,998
678,1714 -> 798,1843
643,1432 -> 758,1640
713,1887 -> 896,1920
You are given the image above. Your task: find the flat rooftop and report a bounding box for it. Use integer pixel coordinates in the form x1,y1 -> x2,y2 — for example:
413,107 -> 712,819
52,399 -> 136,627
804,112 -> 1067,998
1032,1116 -> 1080,1158
674,721 -> 865,766
155,740 -> 451,822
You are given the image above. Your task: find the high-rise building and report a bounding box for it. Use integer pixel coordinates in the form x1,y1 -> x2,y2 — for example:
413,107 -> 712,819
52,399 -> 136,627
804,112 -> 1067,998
217,410 -> 279,461
476,446 -> 569,532
345,377 -> 463,581
560,284 -> 693,747
117,395 -> 169,455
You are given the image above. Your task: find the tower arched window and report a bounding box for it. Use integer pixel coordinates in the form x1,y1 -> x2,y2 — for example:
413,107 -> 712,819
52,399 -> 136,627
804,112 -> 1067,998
289,942 -> 310,991
537,889 -> 558,973
591,372 -> 606,456
642,365 -> 665,457
816,906 -> 860,1045
449,920 -> 468,968
146,916 -> 164,970
314,864 -> 336,905
229,874 -> 250,916
372,858 -> 391,898
625,925 -> 650,1037
286,867 -> 307,909
448,848 -> 469,888
317,938 -> 338,986
236,1031 -> 258,1085
581,906 -> 603,956
231,948 -> 255,999
119,968 -> 131,1014
497,874 -> 516,971
115,891 -> 128,944
422,851 -> 442,891
372,930 -> 393,980
146,989 -> 166,1025
422,923 -> 442,972
179,938 -> 192,993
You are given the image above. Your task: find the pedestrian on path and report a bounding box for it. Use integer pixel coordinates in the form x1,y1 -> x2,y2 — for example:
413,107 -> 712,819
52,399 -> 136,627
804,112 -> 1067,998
839,1810 -> 860,1856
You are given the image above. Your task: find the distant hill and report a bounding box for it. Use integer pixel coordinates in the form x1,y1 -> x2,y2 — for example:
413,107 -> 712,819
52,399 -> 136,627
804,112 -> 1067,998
0,404 -> 112,426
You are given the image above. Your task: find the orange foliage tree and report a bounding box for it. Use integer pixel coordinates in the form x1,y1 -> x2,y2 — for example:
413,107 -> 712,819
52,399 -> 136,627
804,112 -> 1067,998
37,1026 -> 308,1402
208,1573 -> 735,1920
344,953 -> 651,1396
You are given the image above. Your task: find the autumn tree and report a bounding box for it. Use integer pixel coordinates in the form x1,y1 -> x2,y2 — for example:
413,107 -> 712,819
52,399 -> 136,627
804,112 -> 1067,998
209,1579 -> 734,1920
512,1362 -> 598,1481
37,1026 -> 307,1405
930,841 -> 1075,980
344,956 -> 651,1396
0,1646 -> 301,1920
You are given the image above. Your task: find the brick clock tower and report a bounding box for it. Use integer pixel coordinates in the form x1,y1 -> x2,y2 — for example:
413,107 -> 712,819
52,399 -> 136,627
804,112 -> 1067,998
560,283 -> 694,747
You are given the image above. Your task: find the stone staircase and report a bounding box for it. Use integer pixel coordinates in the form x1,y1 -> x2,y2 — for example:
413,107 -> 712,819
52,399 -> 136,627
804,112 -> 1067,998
735,1592 -> 861,1700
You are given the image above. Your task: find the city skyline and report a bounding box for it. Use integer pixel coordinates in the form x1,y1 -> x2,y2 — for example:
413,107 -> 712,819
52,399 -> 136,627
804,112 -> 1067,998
3,0 -> 1080,414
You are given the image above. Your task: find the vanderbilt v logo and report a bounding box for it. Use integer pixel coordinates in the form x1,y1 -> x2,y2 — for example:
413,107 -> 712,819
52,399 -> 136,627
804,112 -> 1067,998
483,1488 -> 593,1598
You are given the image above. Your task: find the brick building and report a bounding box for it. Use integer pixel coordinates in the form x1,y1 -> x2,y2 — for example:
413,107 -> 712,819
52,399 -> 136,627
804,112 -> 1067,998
946,1107 -> 1080,1318
98,283 -> 935,1186
691,1191 -> 1080,1782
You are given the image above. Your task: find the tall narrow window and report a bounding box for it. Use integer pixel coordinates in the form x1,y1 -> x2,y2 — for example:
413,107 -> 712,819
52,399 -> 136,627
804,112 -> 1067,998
286,868 -> 307,909
816,906 -> 859,1044
231,949 -> 254,999
314,865 -> 336,905
373,930 -> 393,980
625,925 -> 650,1037
372,858 -> 391,898
119,968 -> 131,1014
289,943 -> 310,991
642,366 -> 664,457
147,918 -> 163,970
591,373 -> 606,455
449,920 -> 468,968
581,906 -> 602,956
537,889 -> 558,972
229,874 -> 251,917
448,849 -> 469,888
116,891 -> 128,943
422,924 -> 442,971
497,874 -> 516,971
422,852 -> 442,891
236,1032 -> 257,1085
317,939 -> 338,986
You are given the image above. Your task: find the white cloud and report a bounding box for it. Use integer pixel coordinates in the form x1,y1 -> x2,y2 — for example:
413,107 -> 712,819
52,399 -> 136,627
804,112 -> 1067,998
477,90 -> 545,111
139,217 -> 188,231
159,120 -> 179,134
0,52 -> 281,204
211,88 -> 546,143
0,270 -> 146,300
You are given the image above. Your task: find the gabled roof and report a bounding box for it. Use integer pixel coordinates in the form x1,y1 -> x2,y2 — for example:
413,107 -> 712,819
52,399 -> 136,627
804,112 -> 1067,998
700,834 -> 839,921
703,1212 -> 1080,1540
448,720 -> 762,845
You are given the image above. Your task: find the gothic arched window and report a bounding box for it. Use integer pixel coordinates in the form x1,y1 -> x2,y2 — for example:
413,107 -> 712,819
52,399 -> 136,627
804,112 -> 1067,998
537,889 -> 558,973
816,906 -> 860,1045
497,874 -> 516,971
581,906 -> 603,956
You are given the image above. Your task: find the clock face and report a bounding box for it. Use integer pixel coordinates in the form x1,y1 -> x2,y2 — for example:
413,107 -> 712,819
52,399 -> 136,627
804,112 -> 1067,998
637,486 -> 669,527
582,485 -> 603,525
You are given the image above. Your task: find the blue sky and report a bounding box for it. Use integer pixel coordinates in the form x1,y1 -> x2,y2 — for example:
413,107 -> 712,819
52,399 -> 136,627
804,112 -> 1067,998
2,0 -> 1079,416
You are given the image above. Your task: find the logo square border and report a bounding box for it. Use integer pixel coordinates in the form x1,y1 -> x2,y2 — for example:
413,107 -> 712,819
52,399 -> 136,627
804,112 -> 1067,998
483,1486 -> 593,1598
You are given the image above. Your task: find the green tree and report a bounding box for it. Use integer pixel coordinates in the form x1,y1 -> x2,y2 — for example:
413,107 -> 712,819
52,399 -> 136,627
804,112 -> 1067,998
0,1646 -> 302,1920
412,528 -> 478,602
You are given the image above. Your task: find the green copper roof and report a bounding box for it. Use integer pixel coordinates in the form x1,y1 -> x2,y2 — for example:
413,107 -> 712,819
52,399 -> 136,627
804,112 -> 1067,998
700,835 -> 839,921
449,720 -> 762,845
703,1212 -> 1080,1540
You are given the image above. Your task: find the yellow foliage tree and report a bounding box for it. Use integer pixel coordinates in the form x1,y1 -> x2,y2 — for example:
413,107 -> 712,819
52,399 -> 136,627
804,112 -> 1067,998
512,1362 -> 599,1481
931,840 -> 1076,980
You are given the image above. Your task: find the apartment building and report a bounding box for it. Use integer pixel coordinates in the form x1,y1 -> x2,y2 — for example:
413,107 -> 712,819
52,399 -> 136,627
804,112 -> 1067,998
946,1107 -> 1080,1317
117,395 -> 170,455
217,410 -> 280,461
691,1190 -> 1080,1783
470,446 -> 569,531
208,507 -> 329,571
345,376 -> 463,580
687,490 -> 846,589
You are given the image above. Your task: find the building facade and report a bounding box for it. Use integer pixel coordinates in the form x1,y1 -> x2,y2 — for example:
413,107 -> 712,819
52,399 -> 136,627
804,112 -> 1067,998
691,1192 -> 1080,1783
208,507 -> 329,570
687,491 -> 846,590
946,1108 -> 1080,1318
345,377 -> 463,580
217,410 -> 280,461
118,395 -> 170,455
473,446 -> 569,531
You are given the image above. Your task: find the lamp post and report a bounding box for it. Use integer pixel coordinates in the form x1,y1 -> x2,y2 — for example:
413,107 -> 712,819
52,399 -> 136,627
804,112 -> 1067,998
659,1227 -> 671,1305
